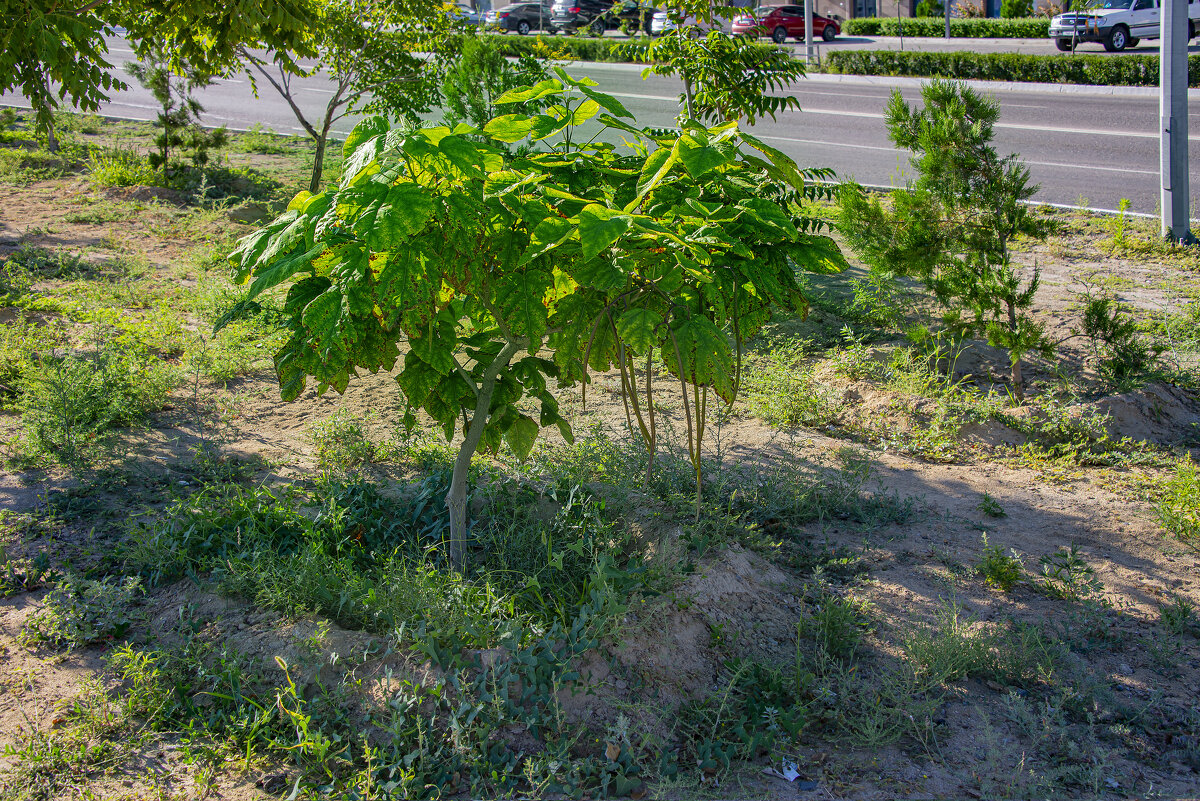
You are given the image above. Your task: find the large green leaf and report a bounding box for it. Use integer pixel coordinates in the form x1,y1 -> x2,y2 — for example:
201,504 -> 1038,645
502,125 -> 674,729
521,216 -> 573,264
366,184 -> 436,251
496,78 -> 564,105
396,354 -> 442,408
495,268 -> 553,346
738,197 -> 799,242
503,414 -> 540,461
483,114 -> 538,143
438,135 -> 485,178
616,307 -> 663,354
343,115 -> 389,160
788,234 -> 849,276
578,85 -> 632,119
628,140 -> 680,211
739,131 -> 804,189
577,204 -> 631,262
662,315 -> 736,403
678,133 -> 729,179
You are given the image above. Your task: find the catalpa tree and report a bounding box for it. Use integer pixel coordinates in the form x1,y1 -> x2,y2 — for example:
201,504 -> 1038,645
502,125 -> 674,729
230,70 -> 844,568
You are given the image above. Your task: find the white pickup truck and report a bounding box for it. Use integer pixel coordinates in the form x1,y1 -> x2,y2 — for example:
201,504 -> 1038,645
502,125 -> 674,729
1049,0 -> 1199,51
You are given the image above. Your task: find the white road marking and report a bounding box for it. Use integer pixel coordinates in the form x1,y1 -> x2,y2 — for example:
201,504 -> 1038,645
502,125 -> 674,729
755,133 -> 1158,174
798,106 -> 1200,141
301,87 -> 338,94
752,133 -> 900,152
1024,160 -> 1156,175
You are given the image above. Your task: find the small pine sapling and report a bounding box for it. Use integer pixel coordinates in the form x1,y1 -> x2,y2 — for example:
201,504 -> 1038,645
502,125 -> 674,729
125,47 -> 227,177
839,80 -> 1053,401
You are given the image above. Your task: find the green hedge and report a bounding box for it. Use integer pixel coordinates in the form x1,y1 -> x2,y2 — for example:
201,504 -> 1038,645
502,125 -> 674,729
825,49 -> 1200,86
843,16 -> 1050,37
485,33 -> 785,63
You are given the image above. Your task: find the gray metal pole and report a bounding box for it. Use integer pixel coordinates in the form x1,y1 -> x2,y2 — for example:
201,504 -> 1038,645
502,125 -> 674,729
945,0 -> 950,39
1160,0 -> 1193,242
805,0 -> 815,64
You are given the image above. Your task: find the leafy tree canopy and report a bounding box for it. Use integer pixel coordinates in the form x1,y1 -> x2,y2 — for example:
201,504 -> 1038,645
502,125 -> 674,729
0,0 -> 317,131
229,69 -> 844,565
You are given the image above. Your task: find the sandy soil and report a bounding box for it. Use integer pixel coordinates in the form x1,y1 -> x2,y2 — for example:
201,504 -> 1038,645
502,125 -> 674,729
2,172 -> 1199,799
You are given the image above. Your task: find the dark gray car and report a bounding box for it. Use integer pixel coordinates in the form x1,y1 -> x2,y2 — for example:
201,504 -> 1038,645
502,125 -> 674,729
485,3 -> 555,33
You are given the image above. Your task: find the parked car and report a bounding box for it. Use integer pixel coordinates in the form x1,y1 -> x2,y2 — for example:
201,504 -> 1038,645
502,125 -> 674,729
549,0 -> 654,33
732,5 -> 840,42
612,0 -> 659,31
485,2 -> 555,33
448,3 -> 481,24
649,9 -> 729,35
551,0 -> 616,34
1049,0 -> 1198,51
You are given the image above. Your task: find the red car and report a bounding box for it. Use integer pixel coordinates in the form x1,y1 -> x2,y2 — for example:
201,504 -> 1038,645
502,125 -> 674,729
732,5 -> 841,43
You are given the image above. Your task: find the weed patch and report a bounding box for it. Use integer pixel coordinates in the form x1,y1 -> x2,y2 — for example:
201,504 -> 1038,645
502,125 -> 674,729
976,534 -> 1022,591
19,575 -> 143,650
1156,459 -> 1200,550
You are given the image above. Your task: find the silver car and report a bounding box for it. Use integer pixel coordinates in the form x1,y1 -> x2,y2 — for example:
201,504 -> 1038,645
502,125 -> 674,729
649,9 -> 728,35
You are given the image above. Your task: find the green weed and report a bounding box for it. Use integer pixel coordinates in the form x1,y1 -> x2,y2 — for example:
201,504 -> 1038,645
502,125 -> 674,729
309,409 -> 396,470
827,326 -> 880,380
85,144 -> 158,187
1160,595 -> 1198,637
19,574 -> 142,650
1036,545 -> 1104,603
14,347 -> 177,466
230,123 -> 295,155
976,534 -> 1022,591
1156,459 -> 1200,551
977,492 -> 1006,518
744,337 -> 839,429
0,548 -> 59,597
797,590 -> 873,660
903,600 -> 1059,687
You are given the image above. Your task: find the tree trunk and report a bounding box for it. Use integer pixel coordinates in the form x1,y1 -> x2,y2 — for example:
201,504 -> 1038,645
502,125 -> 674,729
1007,299 -> 1023,402
45,118 -> 59,154
309,132 -> 328,194
682,76 -> 696,121
444,340 -> 521,571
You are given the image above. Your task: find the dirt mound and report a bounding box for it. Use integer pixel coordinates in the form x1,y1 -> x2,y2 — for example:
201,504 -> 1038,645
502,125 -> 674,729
1088,382 -> 1200,444
609,547 -> 803,705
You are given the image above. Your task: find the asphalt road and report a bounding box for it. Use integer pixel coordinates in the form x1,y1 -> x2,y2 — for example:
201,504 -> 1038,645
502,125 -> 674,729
2,34 -> 1198,217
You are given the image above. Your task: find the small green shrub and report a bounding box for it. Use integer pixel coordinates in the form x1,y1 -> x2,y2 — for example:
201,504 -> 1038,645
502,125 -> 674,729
828,327 -> 879,380
86,144 -> 159,187
976,534 -> 1022,591
745,339 -> 840,428
904,600 -> 1058,687
1036,545 -> 1104,602
20,574 -> 143,650
977,492 -> 1006,518
1157,460 -> 1200,550
1081,290 -> 1162,388
230,123 -> 293,155
0,548 -> 59,597
999,0 -> 1034,18
308,410 -> 394,470
825,50 -> 1200,88
484,32 -> 788,65
798,591 -> 873,660
17,348 -> 177,465
1160,595 -> 1198,637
